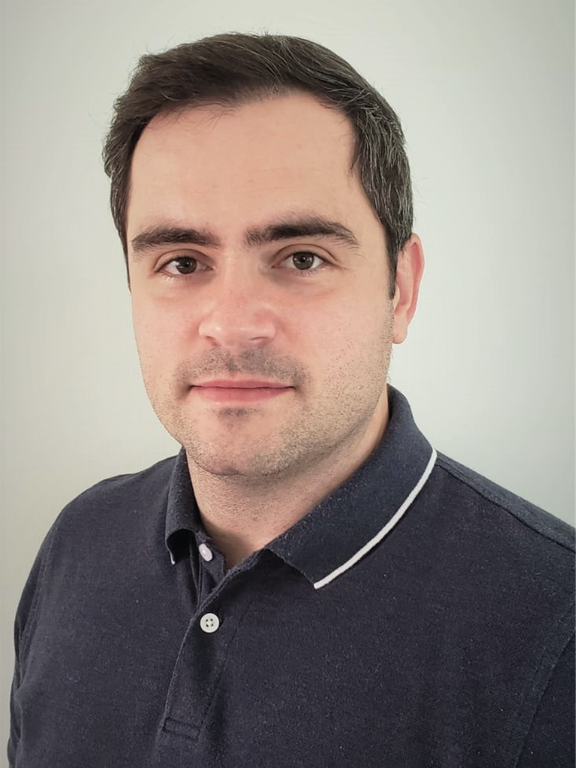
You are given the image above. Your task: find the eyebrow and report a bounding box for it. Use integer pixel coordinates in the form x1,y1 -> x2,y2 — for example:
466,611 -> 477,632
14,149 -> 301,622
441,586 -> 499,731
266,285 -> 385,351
130,215 -> 361,260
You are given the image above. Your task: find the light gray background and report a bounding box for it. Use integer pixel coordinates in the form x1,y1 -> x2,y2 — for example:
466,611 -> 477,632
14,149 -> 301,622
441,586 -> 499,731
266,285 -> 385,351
1,0 -> 574,756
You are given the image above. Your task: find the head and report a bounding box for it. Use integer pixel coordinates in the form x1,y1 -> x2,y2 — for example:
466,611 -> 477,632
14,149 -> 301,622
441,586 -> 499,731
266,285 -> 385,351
104,33 -> 414,294
103,33 -> 424,480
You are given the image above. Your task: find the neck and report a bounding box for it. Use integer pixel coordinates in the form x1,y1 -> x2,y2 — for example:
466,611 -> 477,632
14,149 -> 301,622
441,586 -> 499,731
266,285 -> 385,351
187,395 -> 390,569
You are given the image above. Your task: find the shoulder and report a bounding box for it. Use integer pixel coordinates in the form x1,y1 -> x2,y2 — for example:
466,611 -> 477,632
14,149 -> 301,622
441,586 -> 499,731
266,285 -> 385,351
31,452 -> 179,570
14,454 -> 180,653
426,450 -> 574,620
433,451 -> 574,555
67,453 -> 179,510
419,452 -> 574,763
415,450 -> 575,630
49,453 -> 179,536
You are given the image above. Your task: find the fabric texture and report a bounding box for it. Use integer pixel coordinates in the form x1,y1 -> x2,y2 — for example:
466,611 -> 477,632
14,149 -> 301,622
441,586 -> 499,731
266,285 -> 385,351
8,387 -> 575,767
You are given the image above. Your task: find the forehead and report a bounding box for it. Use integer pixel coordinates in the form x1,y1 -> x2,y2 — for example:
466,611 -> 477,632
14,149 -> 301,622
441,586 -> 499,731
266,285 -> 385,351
134,92 -> 355,171
127,93 -> 372,236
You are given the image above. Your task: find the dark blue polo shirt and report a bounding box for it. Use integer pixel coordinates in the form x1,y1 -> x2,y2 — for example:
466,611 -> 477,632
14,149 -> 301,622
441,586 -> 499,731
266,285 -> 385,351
8,387 -> 575,767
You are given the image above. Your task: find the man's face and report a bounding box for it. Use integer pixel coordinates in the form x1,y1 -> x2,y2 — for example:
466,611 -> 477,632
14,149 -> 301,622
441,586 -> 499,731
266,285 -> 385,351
127,93 -> 408,479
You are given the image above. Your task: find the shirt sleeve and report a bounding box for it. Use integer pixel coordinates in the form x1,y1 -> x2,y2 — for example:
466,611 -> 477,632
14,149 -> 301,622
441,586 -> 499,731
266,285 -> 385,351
516,633 -> 575,768
7,530 -> 54,767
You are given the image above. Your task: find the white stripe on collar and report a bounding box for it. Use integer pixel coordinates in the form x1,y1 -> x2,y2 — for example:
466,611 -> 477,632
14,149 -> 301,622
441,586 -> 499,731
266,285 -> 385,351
313,448 -> 438,590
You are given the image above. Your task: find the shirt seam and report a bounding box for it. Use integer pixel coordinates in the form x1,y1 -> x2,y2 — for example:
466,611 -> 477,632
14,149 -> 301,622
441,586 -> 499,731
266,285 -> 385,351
436,457 -> 575,554
18,523 -> 59,661
505,606 -> 575,768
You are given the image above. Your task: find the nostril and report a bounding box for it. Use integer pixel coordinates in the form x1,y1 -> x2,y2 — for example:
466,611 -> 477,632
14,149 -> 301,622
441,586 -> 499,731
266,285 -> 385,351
198,311 -> 277,347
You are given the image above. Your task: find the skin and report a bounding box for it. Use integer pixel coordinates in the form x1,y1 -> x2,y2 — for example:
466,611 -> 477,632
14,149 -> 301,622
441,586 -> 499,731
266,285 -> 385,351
126,92 -> 424,568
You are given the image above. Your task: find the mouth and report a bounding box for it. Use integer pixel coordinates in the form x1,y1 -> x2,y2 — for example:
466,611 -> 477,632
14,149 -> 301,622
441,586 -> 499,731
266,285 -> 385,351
191,384 -> 293,404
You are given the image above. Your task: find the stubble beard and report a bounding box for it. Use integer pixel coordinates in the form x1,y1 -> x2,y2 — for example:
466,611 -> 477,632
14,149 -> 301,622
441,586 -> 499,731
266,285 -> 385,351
141,308 -> 395,482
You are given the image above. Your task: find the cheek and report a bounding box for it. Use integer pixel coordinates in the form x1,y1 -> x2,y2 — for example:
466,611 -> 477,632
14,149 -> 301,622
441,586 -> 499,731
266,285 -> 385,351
131,298 -> 186,370
307,298 -> 387,357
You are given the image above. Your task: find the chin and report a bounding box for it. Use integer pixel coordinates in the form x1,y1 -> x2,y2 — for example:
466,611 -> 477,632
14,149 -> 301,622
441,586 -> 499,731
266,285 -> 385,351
188,443 -> 289,478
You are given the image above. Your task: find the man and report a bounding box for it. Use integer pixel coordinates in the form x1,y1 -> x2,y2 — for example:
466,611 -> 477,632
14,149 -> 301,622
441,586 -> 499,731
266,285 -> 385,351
9,32 -> 574,767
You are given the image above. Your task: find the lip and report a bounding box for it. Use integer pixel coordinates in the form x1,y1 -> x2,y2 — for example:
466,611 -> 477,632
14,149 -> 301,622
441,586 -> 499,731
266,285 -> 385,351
194,380 -> 290,389
192,383 -> 292,403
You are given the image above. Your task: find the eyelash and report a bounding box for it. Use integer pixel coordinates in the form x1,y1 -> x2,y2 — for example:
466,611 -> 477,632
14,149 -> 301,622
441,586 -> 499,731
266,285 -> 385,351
157,251 -> 328,282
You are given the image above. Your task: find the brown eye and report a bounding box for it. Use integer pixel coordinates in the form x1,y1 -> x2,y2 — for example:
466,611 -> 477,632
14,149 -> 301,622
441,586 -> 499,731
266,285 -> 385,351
167,257 -> 198,275
289,251 -> 322,270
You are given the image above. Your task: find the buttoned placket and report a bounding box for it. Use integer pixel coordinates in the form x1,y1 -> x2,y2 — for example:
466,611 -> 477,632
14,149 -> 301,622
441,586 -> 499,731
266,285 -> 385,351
156,541 -> 261,757
191,534 -> 226,605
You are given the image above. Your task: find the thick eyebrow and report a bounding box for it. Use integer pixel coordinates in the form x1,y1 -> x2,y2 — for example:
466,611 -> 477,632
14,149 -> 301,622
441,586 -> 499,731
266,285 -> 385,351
245,217 -> 361,251
130,215 -> 361,261
131,225 -> 219,259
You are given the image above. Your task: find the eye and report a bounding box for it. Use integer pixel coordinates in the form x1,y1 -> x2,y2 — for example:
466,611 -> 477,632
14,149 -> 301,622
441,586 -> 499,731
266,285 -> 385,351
161,256 -> 204,276
282,251 -> 326,273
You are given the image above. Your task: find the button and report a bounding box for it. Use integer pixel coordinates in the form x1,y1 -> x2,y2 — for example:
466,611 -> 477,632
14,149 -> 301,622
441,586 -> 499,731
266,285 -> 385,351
199,543 -> 213,562
200,613 -> 220,634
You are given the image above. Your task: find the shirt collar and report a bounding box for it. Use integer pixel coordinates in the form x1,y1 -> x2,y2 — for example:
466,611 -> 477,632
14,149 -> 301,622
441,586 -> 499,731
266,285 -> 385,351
164,451 -> 205,565
165,385 -> 436,583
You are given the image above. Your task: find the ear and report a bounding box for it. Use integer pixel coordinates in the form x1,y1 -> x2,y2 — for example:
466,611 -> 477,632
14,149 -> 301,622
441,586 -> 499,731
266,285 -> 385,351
392,234 -> 425,344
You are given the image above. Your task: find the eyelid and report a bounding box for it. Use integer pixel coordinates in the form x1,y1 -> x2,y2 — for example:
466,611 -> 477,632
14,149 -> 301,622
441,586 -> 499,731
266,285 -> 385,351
156,246 -> 331,279
156,251 -> 208,273
158,244 -> 328,264
280,249 -> 327,269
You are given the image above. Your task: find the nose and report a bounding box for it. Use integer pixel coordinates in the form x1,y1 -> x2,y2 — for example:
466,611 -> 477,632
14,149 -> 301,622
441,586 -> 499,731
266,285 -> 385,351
197,267 -> 278,350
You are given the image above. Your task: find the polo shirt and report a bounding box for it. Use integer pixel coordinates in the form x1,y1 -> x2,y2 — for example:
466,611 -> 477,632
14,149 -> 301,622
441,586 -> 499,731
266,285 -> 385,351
8,386 -> 575,768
